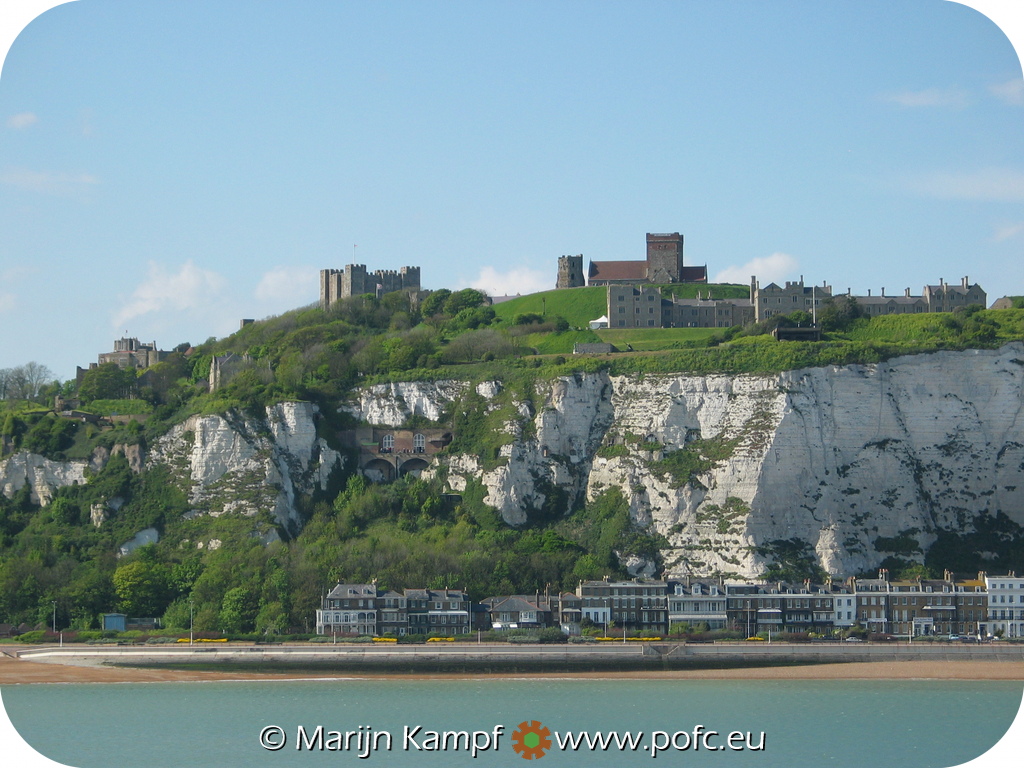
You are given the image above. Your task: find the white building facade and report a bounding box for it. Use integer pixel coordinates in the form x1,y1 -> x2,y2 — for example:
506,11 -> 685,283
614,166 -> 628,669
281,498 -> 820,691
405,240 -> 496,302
984,575 -> 1024,639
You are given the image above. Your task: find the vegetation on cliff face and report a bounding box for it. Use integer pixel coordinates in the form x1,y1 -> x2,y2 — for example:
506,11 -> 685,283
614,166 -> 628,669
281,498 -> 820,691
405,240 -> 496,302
1,285 -> 1023,633
0,465 -> 659,633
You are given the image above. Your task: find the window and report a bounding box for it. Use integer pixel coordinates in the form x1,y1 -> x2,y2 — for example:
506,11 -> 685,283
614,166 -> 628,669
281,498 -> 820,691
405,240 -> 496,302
414,433 -> 426,453
381,434 -> 394,452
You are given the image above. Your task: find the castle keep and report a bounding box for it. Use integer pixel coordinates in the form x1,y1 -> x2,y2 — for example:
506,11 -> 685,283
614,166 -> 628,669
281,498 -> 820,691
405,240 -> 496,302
320,264 -> 421,309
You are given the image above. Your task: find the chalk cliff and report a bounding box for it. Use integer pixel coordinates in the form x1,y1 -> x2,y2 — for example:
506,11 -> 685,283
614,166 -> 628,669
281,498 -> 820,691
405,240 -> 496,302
4,347 -> 1021,577
350,344 -> 1024,577
0,401 -> 343,529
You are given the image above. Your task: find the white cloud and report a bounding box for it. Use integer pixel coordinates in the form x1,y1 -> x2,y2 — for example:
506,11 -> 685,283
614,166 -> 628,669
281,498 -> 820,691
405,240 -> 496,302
458,266 -> 552,297
903,167 -> 1024,202
113,260 -> 227,328
6,112 -> 37,129
713,252 -> 799,286
989,78 -> 1024,106
0,167 -> 98,196
254,266 -> 320,304
992,222 -> 1024,242
880,87 -> 970,108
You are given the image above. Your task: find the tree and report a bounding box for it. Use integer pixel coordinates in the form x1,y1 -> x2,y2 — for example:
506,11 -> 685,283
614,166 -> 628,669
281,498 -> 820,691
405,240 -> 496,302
0,362 -> 55,401
818,296 -> 863,332
787,310 -> 813,327
220,585 -> 259,633
443,288 -> 486,316
78,363 -> 136,402
112,557 -> 171,617
254,600 -> 288,635
420,289 -> 452,318
895,563 -> 934,581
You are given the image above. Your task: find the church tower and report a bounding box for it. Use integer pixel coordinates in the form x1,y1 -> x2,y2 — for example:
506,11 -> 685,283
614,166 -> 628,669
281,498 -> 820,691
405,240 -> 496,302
645,233 -> 684,283
556,254 -> 585,289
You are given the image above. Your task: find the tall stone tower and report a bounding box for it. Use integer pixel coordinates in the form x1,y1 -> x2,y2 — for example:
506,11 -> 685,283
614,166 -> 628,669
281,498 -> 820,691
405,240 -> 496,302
645,233 -> 683,283
320,269 -> 343,309
556,254 -> 585,289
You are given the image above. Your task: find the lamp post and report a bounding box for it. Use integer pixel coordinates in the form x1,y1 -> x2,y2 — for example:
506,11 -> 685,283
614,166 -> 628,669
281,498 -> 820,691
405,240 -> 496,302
52,600 -> 57,635
189,600 -> 194,646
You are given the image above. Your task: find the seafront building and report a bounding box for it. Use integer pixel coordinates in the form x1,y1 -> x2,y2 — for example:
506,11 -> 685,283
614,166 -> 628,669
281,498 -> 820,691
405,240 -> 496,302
314,573 -> 1015,639
316,583 -> 470,637
985,574 -> 1024,639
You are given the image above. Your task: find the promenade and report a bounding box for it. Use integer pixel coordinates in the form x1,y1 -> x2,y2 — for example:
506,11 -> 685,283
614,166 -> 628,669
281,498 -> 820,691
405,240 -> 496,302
11,641 -> 1024,675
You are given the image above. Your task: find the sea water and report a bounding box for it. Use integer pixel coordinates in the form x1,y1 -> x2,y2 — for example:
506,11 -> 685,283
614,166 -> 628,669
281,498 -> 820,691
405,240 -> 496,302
2,678 -> 1021,768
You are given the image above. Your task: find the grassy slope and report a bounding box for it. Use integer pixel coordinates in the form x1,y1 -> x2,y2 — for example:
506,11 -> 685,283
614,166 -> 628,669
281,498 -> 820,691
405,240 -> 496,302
493,287 -> 607,328
839,310 -> 1023,343
596,327 -> 719,351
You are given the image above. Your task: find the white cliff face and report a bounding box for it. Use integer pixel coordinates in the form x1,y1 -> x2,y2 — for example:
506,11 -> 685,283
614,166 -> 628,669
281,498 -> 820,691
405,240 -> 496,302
149,402 -> 343,527
342,380 -> 469,426
354,344 -> 1024,578
1,402 -> 343,530
0,452 -> 89,506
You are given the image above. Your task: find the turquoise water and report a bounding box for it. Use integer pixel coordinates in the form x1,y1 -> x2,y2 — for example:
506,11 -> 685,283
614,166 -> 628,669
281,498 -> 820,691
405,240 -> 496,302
2,678 -> 1021,768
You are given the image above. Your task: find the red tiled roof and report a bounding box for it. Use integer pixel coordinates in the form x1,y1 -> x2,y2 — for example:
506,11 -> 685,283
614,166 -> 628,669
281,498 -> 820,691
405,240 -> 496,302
680,266 -> 708,282
588,260 -> 647,281
586,261 -> 708,283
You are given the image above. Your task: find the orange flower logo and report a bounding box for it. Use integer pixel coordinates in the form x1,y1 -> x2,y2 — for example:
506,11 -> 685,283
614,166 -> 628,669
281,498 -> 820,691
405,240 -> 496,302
511,720 -> 552,760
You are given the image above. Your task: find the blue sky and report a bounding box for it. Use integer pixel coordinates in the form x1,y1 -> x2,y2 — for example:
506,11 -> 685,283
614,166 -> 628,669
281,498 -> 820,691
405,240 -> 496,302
0,1 -> 1022,380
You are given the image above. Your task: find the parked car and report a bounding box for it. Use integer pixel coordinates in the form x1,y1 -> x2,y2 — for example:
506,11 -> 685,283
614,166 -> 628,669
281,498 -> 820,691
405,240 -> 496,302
844,636 -> 864,642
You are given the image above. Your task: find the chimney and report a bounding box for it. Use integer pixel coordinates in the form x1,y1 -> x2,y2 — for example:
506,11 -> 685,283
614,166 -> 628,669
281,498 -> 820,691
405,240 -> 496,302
867,289 -> 871,296
978,571 -> 986,581
962,276 -> 969,288
905,287 -> 911,298
881,287 -> 885,297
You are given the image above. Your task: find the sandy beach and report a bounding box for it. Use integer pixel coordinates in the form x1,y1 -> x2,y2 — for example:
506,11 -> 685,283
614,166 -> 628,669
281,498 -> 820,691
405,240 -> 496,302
2,651 -> 1022,685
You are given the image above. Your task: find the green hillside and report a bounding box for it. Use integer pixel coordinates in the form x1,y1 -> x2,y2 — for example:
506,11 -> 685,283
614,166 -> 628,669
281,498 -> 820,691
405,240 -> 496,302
493,287 -> 606,327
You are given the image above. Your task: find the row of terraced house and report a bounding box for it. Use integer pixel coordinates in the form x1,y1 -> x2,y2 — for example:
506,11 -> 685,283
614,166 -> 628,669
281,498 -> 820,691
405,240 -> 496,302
316,572 -> 1024,638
